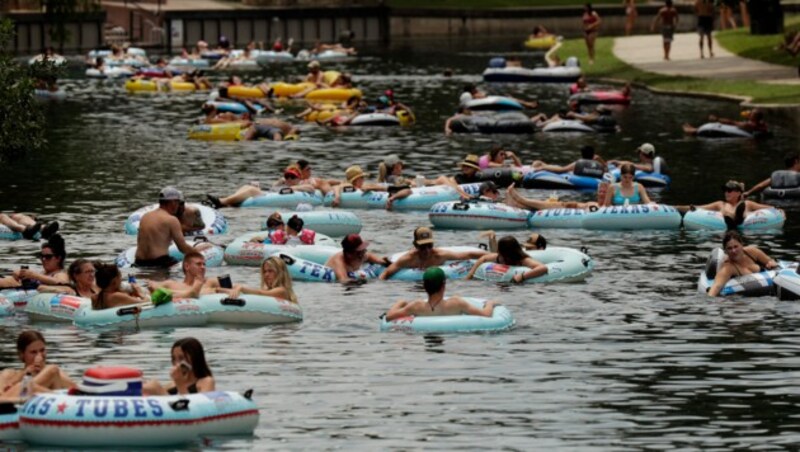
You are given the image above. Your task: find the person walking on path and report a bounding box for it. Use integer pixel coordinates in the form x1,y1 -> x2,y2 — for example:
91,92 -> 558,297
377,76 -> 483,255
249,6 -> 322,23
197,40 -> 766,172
652,0 -> 680,60
695,0 -> 715,58
583,3 -> 602,65
623,0 -> 637,36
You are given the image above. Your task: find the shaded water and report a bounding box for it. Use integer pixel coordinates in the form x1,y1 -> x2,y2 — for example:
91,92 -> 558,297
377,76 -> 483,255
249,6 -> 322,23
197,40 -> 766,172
2,42 -> 800,449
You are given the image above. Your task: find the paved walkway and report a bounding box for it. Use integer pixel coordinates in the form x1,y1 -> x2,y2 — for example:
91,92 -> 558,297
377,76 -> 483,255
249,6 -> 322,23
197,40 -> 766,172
613,32 -> 800,85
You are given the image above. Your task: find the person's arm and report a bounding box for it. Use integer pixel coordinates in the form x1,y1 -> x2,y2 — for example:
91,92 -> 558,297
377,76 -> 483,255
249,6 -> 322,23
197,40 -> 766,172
385,300 -> 415,321
15,269 -> 69,286
691,200 -> 723,212
441,249 -> 488,261
455,297 -> 496,317
744,199 -> 776,211
537,162 -> 575,174
328,257 -> 353,283
708,265 -> 734,297
288,183 -> 316,193
633,162 -> 653,172
512,257 -> 549,283
366,252 -> 389,266
379,252 -> 412,280
444,117 -> 455,136
466,254 -> 494,280
169,218 -> 194,255
638,184 -> 652,204
507,151 -> 523,167
360,182 -> 388,193
106,292 -> 147,309
749,246 -> 779,270
743,177 -> 771,198
240,285 -> 289,299
37,284 -> 76,295
602,184 -> 615,206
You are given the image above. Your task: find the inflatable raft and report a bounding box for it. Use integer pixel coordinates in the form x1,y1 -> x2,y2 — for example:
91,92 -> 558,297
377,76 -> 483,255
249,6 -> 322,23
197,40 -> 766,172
683,207 -> 785,232
187,122 -> 249,141
761,170 -> 800,199
262,210 -> 362,237
223,231 -> 339,266
385,246 -> 483,281
34,89 -> 66,101
541,120 -> 597,133
471,246 -> 594,283
86,67 -> 134,79
0,224 -> 33,241
697,248 -> 795,297
239,189 -> 324,208
125,79 -> 203,93
125,203 -> 228,237
0,296 -> 14,317
522,170 -> 602,190
482,66 -> 581,83
568,90 -> 630,105
323,184 -> 481,211
696,122 -> 756,139
527,207 -> 588,229
279,253 -> 384,283
463,96 -> 524,112
255,51 -> 295,64
115,240 -> 225,269
167,57 -> 210,68
380,298 -> 514,334
449,112 -> 537,134
429,200 -> 530,230
582,204 -> 681,230
524,35 -> 558,50
775,268 -> 800,301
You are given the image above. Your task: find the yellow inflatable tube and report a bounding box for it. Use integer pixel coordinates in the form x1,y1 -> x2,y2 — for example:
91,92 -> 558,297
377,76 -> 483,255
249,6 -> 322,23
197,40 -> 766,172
305,88 -> 361,102
302,104 -> 340,122
397,110 -> 416,127
125,79 -> 203,93
524,35 -> 557,50
188,122 -> 249,141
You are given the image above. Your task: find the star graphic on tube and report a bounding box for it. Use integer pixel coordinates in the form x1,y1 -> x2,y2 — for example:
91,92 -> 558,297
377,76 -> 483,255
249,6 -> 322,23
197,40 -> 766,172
57,402 -> 67,414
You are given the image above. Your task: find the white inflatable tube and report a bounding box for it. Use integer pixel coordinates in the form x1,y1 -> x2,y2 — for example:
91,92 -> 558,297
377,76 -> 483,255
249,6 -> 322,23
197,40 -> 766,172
471,246 -> 594,283
125,204 -> 228,237
262,210 -> 362,237
278,253 -> 384,283
582,204 -> 681,230
683,207 -> 785,231
115,240 -> 225,269
239,189 -> 323,208
223,231 -> 339,266
380,298 -> 515,334
429,201 -> 530,230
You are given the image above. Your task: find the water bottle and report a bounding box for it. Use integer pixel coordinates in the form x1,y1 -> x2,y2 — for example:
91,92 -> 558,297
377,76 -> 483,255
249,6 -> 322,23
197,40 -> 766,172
415,174 -> 425,187
128,274 -> 137,284
20,373 -> 31,398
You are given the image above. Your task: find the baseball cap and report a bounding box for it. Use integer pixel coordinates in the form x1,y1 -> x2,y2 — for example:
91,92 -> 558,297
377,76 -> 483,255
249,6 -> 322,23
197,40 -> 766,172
413,226 -> 434,246
423,266 -> 445,285
159,186 -> 184,202
308,60 -> 320,69
345,165 -> 368,184
342,234 -> 368,253
723,180 -> 745,192
637,143 -> 655,157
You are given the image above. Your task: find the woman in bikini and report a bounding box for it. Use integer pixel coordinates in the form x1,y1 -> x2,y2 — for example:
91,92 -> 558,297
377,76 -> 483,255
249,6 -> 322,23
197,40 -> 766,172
676,180 -> 778,230
708,231 -> 778,297
144,338 -> 215,395
583,3 -> 602,64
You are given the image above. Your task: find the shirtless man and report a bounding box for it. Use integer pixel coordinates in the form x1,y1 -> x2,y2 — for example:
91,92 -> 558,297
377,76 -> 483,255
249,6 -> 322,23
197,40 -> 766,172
652,0 -> 680,60
134,187 -> 199,268
147,251 -> 220,298
324,234 -> 387,284
695,0 -> 715,58
385,267 -> 496,321
379,227 -> 487,280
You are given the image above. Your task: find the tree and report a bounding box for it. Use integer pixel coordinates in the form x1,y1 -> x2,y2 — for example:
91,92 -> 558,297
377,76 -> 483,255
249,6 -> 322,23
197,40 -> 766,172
0,18 -> 46,161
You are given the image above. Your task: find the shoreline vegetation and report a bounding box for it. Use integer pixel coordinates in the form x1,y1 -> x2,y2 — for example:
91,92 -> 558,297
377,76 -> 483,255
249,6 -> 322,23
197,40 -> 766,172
387,0 -> 620,7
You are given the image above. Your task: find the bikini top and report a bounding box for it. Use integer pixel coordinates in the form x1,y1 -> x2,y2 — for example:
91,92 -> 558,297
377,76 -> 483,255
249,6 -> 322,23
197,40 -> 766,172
612,183 -> 642,205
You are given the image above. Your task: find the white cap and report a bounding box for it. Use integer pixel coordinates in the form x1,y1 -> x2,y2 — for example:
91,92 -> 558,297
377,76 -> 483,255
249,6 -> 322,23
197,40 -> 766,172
637,143 -> 655,157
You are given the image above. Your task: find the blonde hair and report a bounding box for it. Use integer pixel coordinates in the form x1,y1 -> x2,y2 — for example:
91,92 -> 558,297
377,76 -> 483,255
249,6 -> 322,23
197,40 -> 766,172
260,256 -> 297,303
378,162 -> 389,182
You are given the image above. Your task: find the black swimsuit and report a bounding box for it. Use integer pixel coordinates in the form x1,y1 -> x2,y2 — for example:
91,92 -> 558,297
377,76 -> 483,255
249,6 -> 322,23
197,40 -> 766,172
167,382 -> 198,395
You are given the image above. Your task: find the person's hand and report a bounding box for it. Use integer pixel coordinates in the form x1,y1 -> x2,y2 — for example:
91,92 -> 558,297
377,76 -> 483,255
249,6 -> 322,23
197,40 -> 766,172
512,274 -> 524,284
228,285 -> 242,299
332,196 -> 340,207
385,197 -> 394,211
506,151 -> 516,158
169,363 -> 189,385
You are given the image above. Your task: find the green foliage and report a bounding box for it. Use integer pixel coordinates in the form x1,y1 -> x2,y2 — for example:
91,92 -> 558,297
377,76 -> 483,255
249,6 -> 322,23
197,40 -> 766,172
388,0 -> 618,8
0,19 -> 46,161
716,15 -> 800,68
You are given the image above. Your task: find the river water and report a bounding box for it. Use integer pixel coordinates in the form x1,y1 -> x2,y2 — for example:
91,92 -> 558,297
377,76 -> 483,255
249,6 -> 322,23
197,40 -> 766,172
2,43 -> 800,449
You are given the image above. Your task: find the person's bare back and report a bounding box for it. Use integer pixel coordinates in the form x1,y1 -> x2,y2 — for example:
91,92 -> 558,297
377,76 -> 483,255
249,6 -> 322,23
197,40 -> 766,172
136,207 -> 184,261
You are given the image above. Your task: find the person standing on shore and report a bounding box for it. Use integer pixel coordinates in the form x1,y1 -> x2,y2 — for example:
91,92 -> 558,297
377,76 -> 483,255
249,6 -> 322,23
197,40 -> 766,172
623,0 -> 637,36
694,0 -> 715,58
582,4 -> 602,65
651,0 -> 680,60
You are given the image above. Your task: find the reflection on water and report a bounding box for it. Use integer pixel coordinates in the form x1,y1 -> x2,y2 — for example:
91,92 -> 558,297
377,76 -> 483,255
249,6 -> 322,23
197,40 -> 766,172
1,45 -> 800,449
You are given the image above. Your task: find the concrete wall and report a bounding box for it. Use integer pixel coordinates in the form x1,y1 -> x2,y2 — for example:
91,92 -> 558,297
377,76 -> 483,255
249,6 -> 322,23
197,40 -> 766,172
7,12 -> 107,54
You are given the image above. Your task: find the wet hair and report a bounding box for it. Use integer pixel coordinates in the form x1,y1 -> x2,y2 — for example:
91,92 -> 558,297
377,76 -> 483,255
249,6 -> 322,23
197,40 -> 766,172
463,83 -> 476,94
532,26 -> 542,34
296,159 -> 310,170
497,236 -> 528,266
201,103 -> 217,115
17,330 -> 45,354
68,258 -> 95,286
620,163 -> 636,176
489,144 -> 505,162
266,214 -> 284,229
785,153 -> 800,168
260,256 -> 297,303
527,233 -> 547,250
580,145 -> 595,160
722,230 -> 745,248
43,234 -> 66,269
94,263 -> 120,291
172,338 -> 213,379
423,271 -> 445,295
181,251 -> 205,273
287,215 -> 304,233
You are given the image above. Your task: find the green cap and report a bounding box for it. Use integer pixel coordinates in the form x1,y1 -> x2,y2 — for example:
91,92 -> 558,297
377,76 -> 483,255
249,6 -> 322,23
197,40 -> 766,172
423,266 -> 445,285
151,288 -> 173,306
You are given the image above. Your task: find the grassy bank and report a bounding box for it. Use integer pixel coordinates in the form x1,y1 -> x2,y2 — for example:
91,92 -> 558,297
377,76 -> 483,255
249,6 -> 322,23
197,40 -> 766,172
715,15 -> 800,68
388,0 -> 617,8
556,37 -> 800,104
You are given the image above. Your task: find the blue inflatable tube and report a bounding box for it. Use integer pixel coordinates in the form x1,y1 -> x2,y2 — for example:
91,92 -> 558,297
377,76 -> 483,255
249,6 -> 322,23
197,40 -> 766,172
385,246 -> 483,282
125,203 -> 228,237
0,296 -> 13,317
279,253 -> 384,282
323,184 -> 481,211
0,288 -> 39,307
263,210 -> 362,237
198,293 -> 303,324
207,101 -> 264,115
582,204 -> 681,230
380,298 -> 514,334
775,268 -> 800,301
25,293 -> 90,322
522,170 -> 602,190
115,240 -> 225,269
609,168 -> 671,188
683,208 -> 785,231
429,200 -> 530,230
223,231 -> 339,266
697,248 -> 795,296
0,224 -> 33,241
19,391 -> 258,447
463,96 -> 524,112
0,410 -> 20,441
527,207 -> 589,229
240,189 -> 323,208
472,246 -> 594,283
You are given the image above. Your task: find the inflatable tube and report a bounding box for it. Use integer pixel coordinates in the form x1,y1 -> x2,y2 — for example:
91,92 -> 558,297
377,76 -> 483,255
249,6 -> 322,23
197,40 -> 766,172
278,253 -> 384,282
305,88 -> 362,103
196,293 -> 302,324
136,67 -> 184,78
223,231 -> 339,266
449,112 -> 537,134
0,409 -> 20,441
365,184 -> 482,211
0,288 -> 39,307
86,67 -> 134,79
73,298 -> 208,329
206,101 -> 264,115
125,204 -> 227,237
0,224 -> 32,241
541,120 -> 596,133
568,91 -> 630,105
482,66 -> 581,83
761,172 -> 800,199
34,89 -> 66,101
0,296 -> 14,317
262,210 -> 361,237
522,170 -> 602,190
239,189 -> 324,208
88,47 -> 146,58
269,82 -> 315,97
464,96 -> 524,112
775,268 -> 800,301
476,167 -> 528,187
187,122 -> 248,141
429,201 -> 530,230
682,207 -> 785,231
348,113 -> 401,126
380,298 -> 514,334
25,293 -> 90,322
255,51 -> 295,64
314,50 -> 352,61
125,79 -> 201,93
385,246 -> 484,282
225,59 -> 259,70
19,390 -> 258,447
472,246 -> 594,283
527,207 -> 587,229
609,167 -> 671,188
115,240 -> 225,269
28,54 -> 67,66
582,204 -> 681,230
763,187 -> 800,199
696,248 -> 794,297
167,57 -> 210,67
524,35 -> 558,49
696,122 -> 755,138
226,85 -> 271,98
